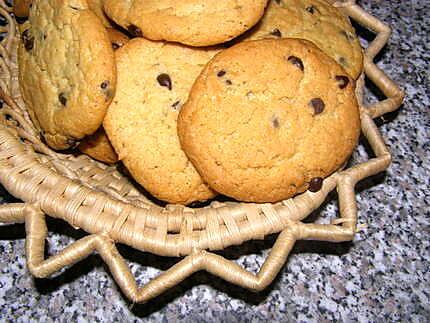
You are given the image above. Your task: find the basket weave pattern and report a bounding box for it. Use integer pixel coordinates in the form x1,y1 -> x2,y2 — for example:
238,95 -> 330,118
0,0 -> 404,303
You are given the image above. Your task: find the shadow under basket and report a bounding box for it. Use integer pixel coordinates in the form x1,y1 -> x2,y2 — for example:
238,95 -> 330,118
0,0 -> 404,303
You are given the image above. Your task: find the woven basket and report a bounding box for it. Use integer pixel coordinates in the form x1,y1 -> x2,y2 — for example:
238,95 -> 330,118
0,0 -> 404,303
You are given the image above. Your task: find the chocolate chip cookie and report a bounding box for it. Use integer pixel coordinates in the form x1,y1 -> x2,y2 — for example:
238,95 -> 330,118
103,0 -> 269,46
18,0 -> 116,150
104,38 -> 217,204
178,38 -> 361,202
244,0 -> 363,79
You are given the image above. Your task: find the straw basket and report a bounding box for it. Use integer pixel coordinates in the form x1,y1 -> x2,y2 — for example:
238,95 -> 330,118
0,0 -> 404,303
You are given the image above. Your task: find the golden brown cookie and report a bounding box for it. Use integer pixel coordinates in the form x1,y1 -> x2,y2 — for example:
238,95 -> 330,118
243,0 -> 363,79
103,0 -> 269,46
78,127 -> 118,164
178,39 -> 361,203
18,0 -> 116,150
104,38 -> 217,204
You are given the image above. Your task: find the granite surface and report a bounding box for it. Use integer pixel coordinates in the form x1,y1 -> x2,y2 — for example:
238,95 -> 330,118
0,0 -> 429,321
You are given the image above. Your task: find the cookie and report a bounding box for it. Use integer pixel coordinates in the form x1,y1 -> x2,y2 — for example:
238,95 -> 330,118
78,127 -> 118,164
103,0 -> 269,46
242,0 -> 363,79
18,0 -> 116,150
13,0 -> 32,18
178,38 -> 360,203
104,38 -> 217,204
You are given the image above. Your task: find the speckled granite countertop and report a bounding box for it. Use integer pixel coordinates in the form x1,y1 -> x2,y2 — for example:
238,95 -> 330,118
1,0 -> 428,321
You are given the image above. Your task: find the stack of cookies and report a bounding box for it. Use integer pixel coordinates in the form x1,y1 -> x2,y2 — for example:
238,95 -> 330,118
16,0 -> 363,205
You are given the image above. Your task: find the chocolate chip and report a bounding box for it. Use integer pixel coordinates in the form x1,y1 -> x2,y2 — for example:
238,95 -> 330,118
157,73 -> 172,90
217,70 -> 226,77
171,100 -> 181,110
270,28 -> 282,37
306,5 -> 320,14
287,56 -> 304,71
274,0 -> 281,4
100,80 -> 109,90
100,81 -> 113,100
271,116 -> 280,128
309,98 -> 325,114
22,29 -> 34,51
335,75 -> 349,89
308,177 -> 323,192
127,25 -> 143,37
225,80 -> 232,85
58,93 -> 67,106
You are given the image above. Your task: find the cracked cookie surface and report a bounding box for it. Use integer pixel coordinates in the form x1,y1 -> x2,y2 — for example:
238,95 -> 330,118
178,38 -> 360,203
243,0 -> 363,79
104,38 -> 217,204
18,0 -> 116,150
103,0 -> 269,46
